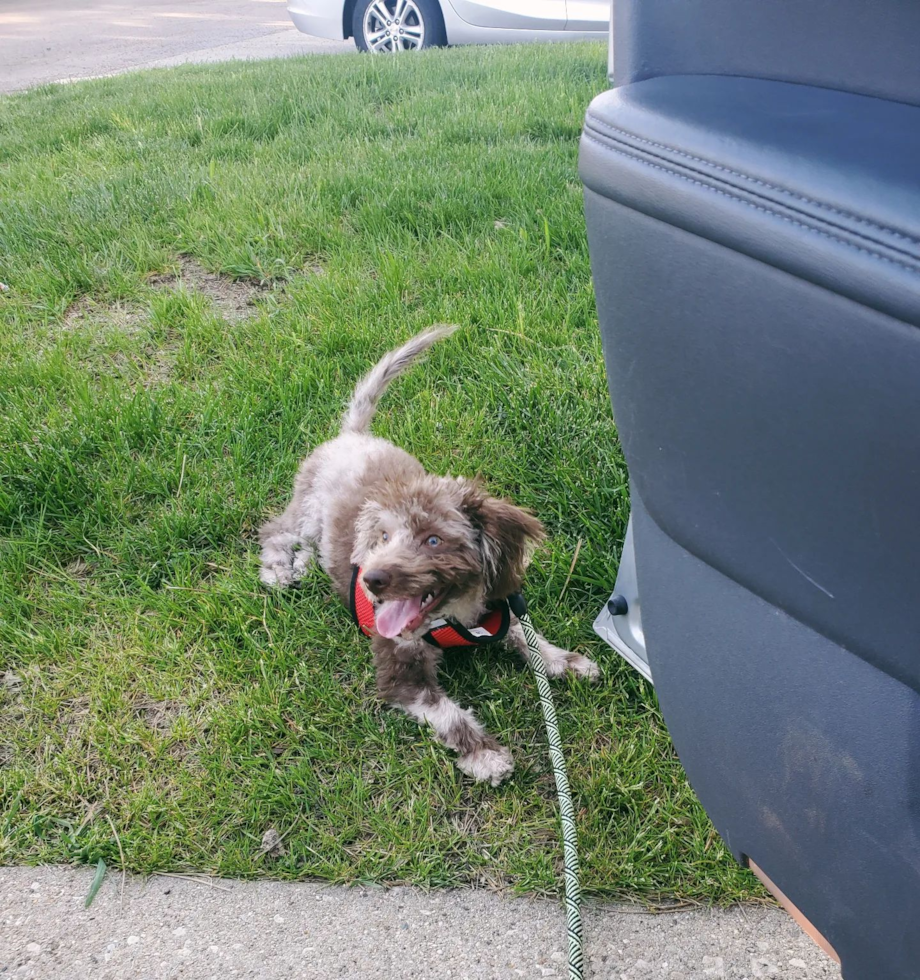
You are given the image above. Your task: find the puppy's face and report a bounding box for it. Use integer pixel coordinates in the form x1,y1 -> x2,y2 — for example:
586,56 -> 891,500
351,476 -> 544,640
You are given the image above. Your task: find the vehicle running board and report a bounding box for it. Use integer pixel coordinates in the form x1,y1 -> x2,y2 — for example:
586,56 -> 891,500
593,514 -> 652,683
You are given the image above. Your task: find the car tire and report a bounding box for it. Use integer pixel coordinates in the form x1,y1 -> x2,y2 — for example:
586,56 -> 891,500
353,0 -> 446,53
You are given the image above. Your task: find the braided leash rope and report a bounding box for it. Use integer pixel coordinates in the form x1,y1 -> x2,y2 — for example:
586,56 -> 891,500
510,595 -> 585,980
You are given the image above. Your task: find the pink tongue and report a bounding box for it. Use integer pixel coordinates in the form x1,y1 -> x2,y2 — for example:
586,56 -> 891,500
375,596 -> 424,639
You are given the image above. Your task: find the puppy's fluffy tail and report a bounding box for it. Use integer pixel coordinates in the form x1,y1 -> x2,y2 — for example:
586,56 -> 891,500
341,324 -> 459,434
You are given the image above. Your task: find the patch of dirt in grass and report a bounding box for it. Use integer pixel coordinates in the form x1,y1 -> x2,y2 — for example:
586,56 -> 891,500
2,671 -> 24,695
449,793 -> 490,837
61,256 -> 274,339
60,296 -> 159,386
589,731 -> 619,753
33,559 -> 96,599
167,740 -> 201,765
1,671 -> 25,721
133,697 -> 182,734
142,350 -> 175,388
64,558 -> 94,580
49,695 -> 105,774
0,673 -> 25,768
259,827 -> 286,859
147,257 -> 266,324
58,258 -> 285,387
62,297 -> 149,335
131,697 -> 204,770
60,694 -> 91,738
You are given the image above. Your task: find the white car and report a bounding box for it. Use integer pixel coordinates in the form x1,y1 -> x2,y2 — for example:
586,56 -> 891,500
288,1 -> 609,53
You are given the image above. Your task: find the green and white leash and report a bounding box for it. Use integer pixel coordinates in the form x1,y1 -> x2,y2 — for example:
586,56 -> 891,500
509,593 -> 585,980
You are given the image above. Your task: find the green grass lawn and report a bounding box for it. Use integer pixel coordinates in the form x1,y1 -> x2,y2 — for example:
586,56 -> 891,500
0,43 -> 760,903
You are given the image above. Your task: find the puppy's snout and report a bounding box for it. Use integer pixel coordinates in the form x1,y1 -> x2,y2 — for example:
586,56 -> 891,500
363,569 -> 392,595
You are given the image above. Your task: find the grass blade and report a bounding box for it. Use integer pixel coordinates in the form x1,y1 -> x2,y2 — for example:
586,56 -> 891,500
85,859 -> 107,908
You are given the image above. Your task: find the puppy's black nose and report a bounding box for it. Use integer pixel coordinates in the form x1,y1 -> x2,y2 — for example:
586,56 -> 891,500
363,569 -> 391,595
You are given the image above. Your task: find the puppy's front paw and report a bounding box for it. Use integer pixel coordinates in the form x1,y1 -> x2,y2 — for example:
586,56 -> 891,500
291,550 -> 312,581
457,746 -> 514,786
260,544 -> 313,589
260,563 -> 294,588
565,653 -> 601,683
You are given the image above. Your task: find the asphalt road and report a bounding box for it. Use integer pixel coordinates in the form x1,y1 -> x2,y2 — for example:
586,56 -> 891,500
0,867 -> 840,979
0,0 -> 352,94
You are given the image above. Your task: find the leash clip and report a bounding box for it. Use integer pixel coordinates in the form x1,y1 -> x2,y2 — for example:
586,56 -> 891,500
508,592 -> 527,618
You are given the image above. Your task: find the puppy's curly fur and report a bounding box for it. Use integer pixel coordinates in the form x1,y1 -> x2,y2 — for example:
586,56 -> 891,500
259,325 -> 599,785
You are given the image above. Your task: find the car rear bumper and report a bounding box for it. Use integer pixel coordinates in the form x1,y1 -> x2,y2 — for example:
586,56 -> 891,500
287,2 -> 346,40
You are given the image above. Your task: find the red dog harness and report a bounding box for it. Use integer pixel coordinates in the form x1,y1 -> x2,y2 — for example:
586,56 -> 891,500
349,566 -> 510,649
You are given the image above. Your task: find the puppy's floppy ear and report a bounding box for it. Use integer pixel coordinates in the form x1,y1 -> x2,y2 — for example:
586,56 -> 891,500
459,481 -> 545,600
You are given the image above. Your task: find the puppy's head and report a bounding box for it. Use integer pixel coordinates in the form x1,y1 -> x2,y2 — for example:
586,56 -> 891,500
351,476 -> 544,640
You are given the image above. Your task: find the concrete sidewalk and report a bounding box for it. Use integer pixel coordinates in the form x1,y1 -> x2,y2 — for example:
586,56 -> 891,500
0,867 -> 839,979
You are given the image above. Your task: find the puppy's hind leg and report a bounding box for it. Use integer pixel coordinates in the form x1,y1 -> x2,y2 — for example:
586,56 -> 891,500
258,507 -> 314,588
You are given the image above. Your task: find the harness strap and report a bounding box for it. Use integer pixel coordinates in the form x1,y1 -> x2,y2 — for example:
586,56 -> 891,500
422,602 -> 510,648
350,565 -> 376,637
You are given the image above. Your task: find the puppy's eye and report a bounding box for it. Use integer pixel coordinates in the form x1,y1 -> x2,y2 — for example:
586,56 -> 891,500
426,535 -> 441,547
381,531 -> 389,543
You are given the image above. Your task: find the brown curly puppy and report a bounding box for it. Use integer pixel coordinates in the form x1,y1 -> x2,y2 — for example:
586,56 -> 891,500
258,325 -> 598,785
